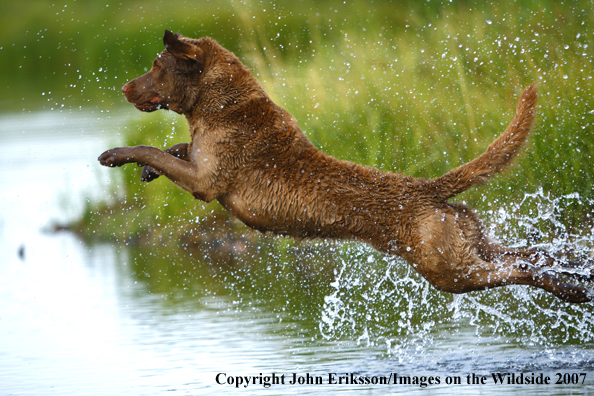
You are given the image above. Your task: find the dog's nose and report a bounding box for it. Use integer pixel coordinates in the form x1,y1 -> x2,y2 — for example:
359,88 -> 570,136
122,83 -> 131,93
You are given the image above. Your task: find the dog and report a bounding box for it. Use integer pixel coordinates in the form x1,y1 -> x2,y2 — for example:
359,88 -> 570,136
99,30 -> 592,303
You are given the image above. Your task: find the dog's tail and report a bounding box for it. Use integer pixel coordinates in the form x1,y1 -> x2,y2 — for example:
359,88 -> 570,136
429,82 -> 537,201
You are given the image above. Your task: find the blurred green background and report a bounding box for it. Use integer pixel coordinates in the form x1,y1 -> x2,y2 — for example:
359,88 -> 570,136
2,0 -> 593,244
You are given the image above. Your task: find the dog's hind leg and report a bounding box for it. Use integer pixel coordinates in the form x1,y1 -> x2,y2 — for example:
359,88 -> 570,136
415,207 -> 591,303
140,143 -> 189,181
467,255 -> 593,303
479,243 -> 594,281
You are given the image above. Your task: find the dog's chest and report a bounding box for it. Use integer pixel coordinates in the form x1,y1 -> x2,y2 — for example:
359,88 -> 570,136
188,124 -> 223,174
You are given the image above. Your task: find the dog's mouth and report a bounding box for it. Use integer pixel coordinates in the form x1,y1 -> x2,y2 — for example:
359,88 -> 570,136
133,95 -> 168,112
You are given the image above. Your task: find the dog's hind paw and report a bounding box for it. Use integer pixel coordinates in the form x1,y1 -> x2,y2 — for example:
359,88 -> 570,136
558,283 -> 592,303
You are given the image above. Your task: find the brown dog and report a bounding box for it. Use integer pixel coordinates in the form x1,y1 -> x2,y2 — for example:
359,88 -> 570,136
99,30 -> 592,303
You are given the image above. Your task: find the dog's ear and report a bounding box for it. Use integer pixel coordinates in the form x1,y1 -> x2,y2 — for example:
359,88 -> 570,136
163,30 -> 198,62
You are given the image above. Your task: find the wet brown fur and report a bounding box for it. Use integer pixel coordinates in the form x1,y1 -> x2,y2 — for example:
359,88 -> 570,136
99,30 -> 592,303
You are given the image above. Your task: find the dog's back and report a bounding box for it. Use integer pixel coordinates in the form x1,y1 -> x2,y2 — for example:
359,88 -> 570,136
221,83 -> 537,247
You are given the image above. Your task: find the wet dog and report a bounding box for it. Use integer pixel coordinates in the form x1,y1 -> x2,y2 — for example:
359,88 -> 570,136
99,30 -> 592,303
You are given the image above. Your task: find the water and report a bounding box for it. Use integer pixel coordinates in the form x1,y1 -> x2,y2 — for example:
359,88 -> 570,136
1,111 -> 594,395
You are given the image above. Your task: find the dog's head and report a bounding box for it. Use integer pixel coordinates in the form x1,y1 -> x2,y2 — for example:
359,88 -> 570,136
122,30 -> 230,114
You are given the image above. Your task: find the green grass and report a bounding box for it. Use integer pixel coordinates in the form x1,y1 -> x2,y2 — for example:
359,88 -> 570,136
6,0 -> 593,243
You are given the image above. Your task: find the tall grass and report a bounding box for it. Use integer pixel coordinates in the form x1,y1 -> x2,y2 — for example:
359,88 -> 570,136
52,0 -> 594,242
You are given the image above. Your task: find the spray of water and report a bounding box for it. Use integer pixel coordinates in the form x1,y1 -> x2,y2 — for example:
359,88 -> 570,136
320,190 -> 594,352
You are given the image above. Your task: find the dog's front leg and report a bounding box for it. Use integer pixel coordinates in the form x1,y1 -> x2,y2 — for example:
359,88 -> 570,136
98,145 -> 207,198
140,143 -> 189,182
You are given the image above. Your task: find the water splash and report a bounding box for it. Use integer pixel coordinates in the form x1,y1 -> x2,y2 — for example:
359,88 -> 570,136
487,187 -> 592,260
319,190 -> 594,351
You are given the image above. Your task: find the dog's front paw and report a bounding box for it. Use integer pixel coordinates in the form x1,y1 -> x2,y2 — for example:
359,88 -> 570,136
140,165 -> 161,182
98,148 -> 135,167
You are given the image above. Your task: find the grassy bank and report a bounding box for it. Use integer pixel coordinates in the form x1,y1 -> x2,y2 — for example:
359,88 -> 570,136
9,0 -> 591,245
